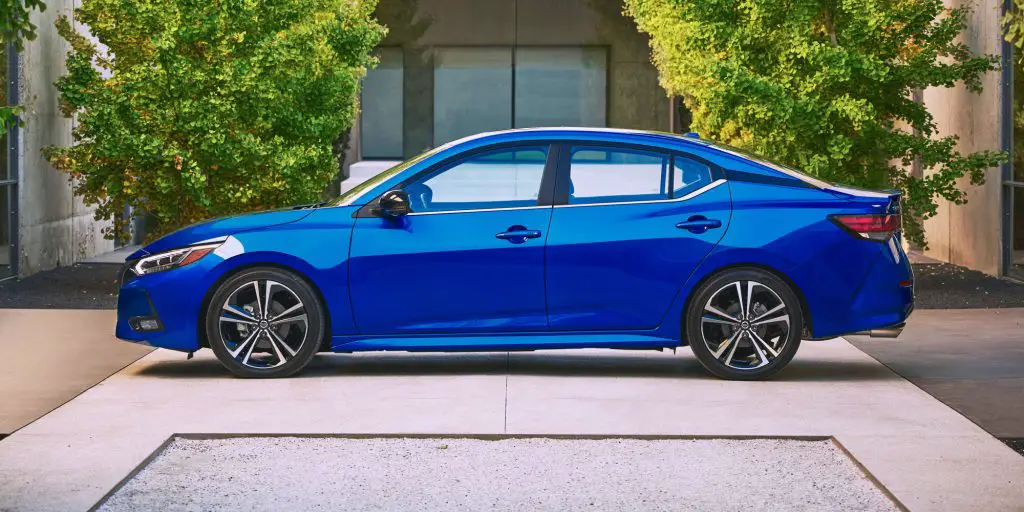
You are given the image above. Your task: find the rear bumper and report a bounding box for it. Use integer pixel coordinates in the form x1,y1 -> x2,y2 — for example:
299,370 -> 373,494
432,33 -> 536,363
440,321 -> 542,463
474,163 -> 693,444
808,238 -> 914,339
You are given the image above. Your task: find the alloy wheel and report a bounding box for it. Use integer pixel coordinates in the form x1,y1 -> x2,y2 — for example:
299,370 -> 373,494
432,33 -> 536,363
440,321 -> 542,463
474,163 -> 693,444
218,280 -> 308,369
700,280 -> 791,370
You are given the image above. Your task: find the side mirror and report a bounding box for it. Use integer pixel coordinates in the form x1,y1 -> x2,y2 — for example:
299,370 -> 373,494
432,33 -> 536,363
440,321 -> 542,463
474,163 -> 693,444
377,189 -> 412,217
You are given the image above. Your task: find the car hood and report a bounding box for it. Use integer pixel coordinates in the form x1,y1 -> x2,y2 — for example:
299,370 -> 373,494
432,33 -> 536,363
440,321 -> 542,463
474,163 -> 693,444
127,207 -> 318,260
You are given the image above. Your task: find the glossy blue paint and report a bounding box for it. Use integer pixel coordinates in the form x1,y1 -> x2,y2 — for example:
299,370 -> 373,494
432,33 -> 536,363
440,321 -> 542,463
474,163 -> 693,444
545,182 -> 732,331
349,208 -> 552,333
115,128 -> 913,358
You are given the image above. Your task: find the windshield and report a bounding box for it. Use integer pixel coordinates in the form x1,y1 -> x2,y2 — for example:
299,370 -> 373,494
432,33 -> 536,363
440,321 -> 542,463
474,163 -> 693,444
690,138 -> 833,189
329,148 -> 439,207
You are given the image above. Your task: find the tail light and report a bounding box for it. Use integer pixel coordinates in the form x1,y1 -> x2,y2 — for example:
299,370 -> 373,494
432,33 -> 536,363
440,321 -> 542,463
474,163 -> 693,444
830,214 -> 902,242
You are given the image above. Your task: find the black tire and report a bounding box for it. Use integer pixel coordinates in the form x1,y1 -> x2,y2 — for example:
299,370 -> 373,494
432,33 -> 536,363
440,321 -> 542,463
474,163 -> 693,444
686,268 -> 803,381
206,267 -> 325,378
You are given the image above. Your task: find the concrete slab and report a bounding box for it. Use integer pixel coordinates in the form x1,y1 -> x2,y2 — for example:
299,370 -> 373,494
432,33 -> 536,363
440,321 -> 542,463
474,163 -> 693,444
0,340 -> 1022,511
850,308 -> 1024,438
0,310 -> 152,434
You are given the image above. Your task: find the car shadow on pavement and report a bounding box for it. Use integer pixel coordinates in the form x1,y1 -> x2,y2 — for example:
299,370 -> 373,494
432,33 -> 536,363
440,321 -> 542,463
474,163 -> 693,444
133,352 -> 897,382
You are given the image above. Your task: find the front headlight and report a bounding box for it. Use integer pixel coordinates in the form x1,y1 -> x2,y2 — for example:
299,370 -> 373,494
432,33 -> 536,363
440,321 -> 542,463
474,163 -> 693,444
133,243 -> 222,275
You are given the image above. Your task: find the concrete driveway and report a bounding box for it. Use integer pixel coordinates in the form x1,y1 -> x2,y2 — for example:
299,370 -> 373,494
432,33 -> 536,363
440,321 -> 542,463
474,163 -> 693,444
0,338 -> 1022,511
851,309 -> 1024,439
0,310 -> 152,435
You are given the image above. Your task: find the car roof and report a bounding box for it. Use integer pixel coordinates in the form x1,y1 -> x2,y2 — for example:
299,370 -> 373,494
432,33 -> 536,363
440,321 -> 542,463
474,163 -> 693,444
453,127 -> 702,150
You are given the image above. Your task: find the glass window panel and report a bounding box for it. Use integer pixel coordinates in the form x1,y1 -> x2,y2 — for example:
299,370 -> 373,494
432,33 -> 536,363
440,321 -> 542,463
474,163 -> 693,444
514,47 -> 606,128
568,147 -> 668,205
1011,186 -> 1024,279
672,156 -> 711,197
0,185 -> 10,277
433,48 -> 512,146
0,43 -> 7,182
360,48 -> 404,159
408,146 -> 547,212
1015,52 -> 1024,182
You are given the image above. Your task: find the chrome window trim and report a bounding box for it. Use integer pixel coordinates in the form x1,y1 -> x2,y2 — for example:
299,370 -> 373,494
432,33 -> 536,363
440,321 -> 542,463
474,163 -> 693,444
554,179 -> 727,209
402,179 -> 727,216
407,205 -> 551,217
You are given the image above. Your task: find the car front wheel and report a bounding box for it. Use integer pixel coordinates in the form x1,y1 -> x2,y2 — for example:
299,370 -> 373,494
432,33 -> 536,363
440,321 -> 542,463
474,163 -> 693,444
686,268 -> 803,381
206,267 -> 325,378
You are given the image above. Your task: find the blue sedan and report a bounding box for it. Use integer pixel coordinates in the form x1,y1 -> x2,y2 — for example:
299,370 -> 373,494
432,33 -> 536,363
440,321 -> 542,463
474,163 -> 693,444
116,128 -> 914,380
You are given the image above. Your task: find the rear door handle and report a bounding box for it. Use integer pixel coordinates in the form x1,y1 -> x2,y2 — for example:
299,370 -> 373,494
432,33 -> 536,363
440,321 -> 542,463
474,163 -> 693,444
495,225 -> 542,244
676,217 -> 722,234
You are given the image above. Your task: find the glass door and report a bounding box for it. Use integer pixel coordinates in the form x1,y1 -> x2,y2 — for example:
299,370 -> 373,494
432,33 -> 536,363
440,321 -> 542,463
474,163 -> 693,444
1,41 -> 16,280
1008,181 -> 1023,280
1009,34 -> 1024,280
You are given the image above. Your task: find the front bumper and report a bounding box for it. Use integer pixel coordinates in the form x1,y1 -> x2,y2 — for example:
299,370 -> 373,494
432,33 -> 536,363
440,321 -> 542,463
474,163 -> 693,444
115,258 -> 218,352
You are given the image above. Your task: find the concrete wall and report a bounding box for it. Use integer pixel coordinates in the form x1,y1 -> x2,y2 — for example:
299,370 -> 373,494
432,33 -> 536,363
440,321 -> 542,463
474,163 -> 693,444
17,0 -> 113,276
921,0 -> 1005,275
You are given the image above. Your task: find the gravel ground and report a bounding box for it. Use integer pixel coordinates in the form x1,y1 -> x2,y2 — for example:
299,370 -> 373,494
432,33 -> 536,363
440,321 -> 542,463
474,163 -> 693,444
1004,439 -> 1024,457
912,263 -> 1024,309
0,264 -> 120,309
98,437 -> 898,512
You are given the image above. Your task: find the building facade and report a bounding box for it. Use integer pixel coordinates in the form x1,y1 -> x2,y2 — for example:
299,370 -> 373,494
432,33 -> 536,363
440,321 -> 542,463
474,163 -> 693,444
2,0 -> 1021,280
1,0 -> 115,280
919,0 -> 1022,280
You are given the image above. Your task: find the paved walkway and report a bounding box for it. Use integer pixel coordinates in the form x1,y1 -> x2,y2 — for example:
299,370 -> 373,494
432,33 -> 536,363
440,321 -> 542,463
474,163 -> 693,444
0,310 -> 152,435
851,308 -> 1024,439
0,340 -> 1022,511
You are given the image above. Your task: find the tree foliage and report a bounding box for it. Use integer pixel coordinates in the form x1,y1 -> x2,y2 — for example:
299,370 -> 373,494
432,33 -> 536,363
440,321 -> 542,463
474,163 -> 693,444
0,0 -> 46,138
0,0 -> 45,51
45,0 -> 385,241
626,0 -> 1005,246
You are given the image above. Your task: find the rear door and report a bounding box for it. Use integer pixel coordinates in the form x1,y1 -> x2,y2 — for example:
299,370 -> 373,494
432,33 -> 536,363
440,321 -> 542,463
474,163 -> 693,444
544,143 -> 732,331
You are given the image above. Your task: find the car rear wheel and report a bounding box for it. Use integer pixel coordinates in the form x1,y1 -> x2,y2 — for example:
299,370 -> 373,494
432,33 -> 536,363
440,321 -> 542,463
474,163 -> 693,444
206,267 -> 324,378
686,268 -> 803,380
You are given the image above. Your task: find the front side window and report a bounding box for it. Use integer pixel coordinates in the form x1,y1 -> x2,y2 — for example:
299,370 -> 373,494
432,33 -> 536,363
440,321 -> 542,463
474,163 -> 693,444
405,146 -> 548,213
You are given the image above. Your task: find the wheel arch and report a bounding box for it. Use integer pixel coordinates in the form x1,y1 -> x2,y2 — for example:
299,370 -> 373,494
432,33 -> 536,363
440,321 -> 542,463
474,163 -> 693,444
680,262 -> 813,345
197,261 -> 332,350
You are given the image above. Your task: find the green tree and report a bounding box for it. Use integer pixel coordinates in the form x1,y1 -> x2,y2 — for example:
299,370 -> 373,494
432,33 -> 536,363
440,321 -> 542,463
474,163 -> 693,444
626,0 -> 1005,246
45,0 -> 385,241
0,0 -> 46,137
0,0 -> 45,50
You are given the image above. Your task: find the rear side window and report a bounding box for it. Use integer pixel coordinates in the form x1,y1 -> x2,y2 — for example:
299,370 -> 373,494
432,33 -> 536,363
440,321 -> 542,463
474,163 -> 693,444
672,156 -> 712,197
567,147 -> 669,205
566,146 -> 712,205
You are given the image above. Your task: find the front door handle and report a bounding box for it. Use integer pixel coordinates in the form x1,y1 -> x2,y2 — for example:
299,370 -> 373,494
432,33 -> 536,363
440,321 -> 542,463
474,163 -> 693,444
495,225 -> 542,244
676,216 -> 722,234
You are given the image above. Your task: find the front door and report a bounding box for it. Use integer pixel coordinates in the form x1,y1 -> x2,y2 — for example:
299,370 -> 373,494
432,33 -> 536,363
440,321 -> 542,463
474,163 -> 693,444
545,145 -> 731,331
349,145 -> 554,334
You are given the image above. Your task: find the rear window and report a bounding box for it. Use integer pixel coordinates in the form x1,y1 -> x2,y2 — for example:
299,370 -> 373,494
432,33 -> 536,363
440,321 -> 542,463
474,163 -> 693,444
689,139 -> 831,189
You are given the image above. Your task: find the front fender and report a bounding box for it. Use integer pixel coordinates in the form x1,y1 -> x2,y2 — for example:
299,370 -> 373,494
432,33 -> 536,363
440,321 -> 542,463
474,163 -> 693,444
116,207 -> 357,352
